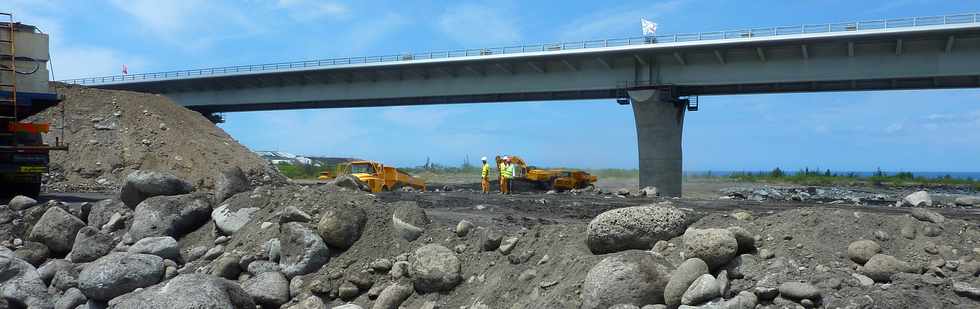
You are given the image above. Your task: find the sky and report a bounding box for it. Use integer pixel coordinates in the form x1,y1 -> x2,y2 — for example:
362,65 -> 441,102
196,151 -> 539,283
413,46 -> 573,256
8,0 -> 980,171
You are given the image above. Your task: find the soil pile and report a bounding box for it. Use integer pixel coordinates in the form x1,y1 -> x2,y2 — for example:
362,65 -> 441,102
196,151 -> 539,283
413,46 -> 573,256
28,83 -> 283,192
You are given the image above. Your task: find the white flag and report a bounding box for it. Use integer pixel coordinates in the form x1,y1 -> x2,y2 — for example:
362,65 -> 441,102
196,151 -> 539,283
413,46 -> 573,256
641,18 -> 658,36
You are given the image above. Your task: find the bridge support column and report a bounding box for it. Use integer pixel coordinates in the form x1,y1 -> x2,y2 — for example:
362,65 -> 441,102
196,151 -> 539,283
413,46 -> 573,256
630,89 -> 684,197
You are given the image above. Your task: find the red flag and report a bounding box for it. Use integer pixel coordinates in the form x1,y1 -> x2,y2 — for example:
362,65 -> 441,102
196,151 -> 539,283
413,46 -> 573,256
122,64 -> 129,75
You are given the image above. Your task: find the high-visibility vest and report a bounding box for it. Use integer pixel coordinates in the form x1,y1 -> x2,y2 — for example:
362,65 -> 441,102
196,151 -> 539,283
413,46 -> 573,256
501,163 -> 513,178
481,163 -> 490,178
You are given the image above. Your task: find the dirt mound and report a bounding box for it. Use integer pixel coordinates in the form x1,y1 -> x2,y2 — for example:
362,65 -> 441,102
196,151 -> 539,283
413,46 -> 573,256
27,83 -> 283,192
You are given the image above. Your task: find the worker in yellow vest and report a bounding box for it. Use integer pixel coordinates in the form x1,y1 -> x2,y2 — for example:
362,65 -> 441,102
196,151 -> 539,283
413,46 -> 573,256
499,156 -> 512,194
480,156 -> 490,194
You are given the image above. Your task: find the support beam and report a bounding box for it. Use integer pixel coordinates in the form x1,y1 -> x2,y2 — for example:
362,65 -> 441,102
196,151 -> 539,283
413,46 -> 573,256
801,45 -> 809,60
463,65 -> 485,76
713,50 -> 726,64
755,47 -> 766,62
672,52 -> 686,65
848,42 -> 854,57
527,61 -> 545,73
435,67 -> 456,77
596,57 -> 612,69
945,36 -> 955,53
561,59 -> 578,71
895,39 -> 903,56
633,54 -> 647,66
495,63 -> 513,74
630,89 -> 684,197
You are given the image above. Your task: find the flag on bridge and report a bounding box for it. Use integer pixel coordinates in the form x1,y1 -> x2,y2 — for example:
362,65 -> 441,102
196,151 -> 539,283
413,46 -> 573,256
122,64 -> 128,75
641,18 -> 658,36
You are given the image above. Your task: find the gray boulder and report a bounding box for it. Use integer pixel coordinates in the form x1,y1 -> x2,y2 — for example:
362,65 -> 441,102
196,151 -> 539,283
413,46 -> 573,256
210,254 -> 241,279
211,204 -> 259,235
586,206 -> 689,254
279,206 -> 312,223
247,260 -> 281,275
478,228 -> 502,251
455,220 -> 474,237
372,282 -> 413,309
665,258 -> 709,307
316,206 -> 367,249
680,274 -> 721,305
0,248 -> 53,309
903,191 -> 932,207
214,166 -> 249,204
242,271 -> 290,307
329,175 -> 370,192
8,195 -> 38,211
846,240 -> 881,265
38,259 -> 72,284
87,199 -> 130,230
392,201 -> 429,241
581,250 -> 673,309
14,241 -> 50,266
29,206 -> 86,254
68,226 -> 115,263
409,244 -> 462,293
120,170 -> 194,208
726,226 -> 755,253
954,196 -> 980,206
107,274 -> 254,308
639,186 -> 658,197
683,228 -> 739,270
910,208 -> 944,224
126,236 -> 179,261
860,254 -> 918,282
77,253 -> 164,301
279,222 -> 329,278
128,193 -> 211,241
777,282 -> 821,300
56,287 -> 86,309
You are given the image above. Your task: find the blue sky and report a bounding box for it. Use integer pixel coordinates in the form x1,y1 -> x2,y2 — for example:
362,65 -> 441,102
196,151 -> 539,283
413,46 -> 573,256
10,0 -> 980,171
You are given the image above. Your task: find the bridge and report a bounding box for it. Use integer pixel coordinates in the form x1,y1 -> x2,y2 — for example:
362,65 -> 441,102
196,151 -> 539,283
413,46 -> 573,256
65,13 -> 980,197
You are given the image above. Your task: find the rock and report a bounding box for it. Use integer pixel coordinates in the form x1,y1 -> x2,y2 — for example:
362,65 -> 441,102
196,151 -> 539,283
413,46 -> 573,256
860,254 -> 918,282
316,206 -> 366,249
610,305 -> 640,309
51,268 -> 79,292
8,195 -> 38,211
640,186 -> 658,197
953,281 -> 980,299
372,282 -> 413,309
778,282 -> 821,300
616,188 -> 630,196
683,228 -> 739,270
213,166 -> 249,204
242,271 -> 290,307
107,274 -> 254,308
128,193 -> 211,241
77,253 -> 164,301
392,201 -> 429,241
28,206 -> 86,254
182,246 -> 208,263
499,237 -> 519,255
289,295 -> 327,309
581,250 -> 673,309
38,259 -> 72,284
954,196 -> 980,206
119,170 -> 194,208
910,208 -> 944,224
900,224 -> 916,240
348,271 -> 374,290
478,228 -> 502,251
718,291 -> 758,309
732,212 -> 753,221
202,245 -> 224,261
753,286 -> 779,301
409,244 -> 461,293
338,281 -> 359,300
14,241 -> 50,266
211,254 -> 242,279
279,222 -> 329,278
587,206 -> 689,254
681,274 -> 721,305
211,204 -> 258,235
389,261 -> 409,278
68,227 -> 115,263
102,212 -> 129,232
851,273 -> 874,286
289,275 -> 303,298
847,240 -> 881,265
922,223 -> 943,237
56,287 -> 86,309
279,206 -> 312,223
726,226 -> 755,253
665,258 -> 710,307
903,191 -> 933,208
0,248 -> 53,308
758,248 -> 774,259
455,220 -> 474,237
126,236 -> 179,260
87,199 -> 129,230
329,175 -> 370,192
247,260 -> 281,275
370,258 -> 392,273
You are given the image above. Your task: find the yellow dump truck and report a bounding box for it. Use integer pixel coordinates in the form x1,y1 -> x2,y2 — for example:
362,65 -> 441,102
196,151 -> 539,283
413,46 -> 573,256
496,155 -> 597,191
337,160 -> 426,193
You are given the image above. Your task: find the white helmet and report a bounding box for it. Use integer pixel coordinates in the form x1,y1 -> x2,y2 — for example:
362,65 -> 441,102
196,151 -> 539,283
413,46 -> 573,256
502,156 -> 509,161
481,156 -> 487,161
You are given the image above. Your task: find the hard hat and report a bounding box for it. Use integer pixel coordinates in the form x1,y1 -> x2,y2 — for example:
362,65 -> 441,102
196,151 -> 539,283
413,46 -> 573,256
481,156 -> 487,161
502,156 -> 509,160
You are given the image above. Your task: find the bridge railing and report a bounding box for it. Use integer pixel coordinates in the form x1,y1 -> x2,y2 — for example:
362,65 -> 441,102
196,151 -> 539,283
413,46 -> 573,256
61,12 -> 979,86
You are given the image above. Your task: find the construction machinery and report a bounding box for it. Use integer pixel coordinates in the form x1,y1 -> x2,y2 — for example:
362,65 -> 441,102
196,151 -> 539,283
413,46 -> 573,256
1,14 -> 65,198
496,155 -> 597,191
337,160 -> 426,193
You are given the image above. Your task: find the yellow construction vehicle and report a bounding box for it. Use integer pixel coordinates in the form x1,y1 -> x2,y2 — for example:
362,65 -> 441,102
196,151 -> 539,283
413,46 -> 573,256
337,160 -> 426,193
496,155 -> 597,191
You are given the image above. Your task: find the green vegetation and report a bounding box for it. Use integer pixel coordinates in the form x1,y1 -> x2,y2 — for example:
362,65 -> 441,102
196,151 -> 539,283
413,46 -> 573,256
731,167 -> 980,188
275,162 -> 332,179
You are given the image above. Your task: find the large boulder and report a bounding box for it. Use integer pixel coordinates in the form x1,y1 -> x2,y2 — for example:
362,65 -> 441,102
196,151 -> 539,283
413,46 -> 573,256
392,201 -> 429,241
902,191 -> 932,207
128,193 -> 211,241
107,274 -> 255,308
683,228 -> 739,270
127,236 -> 179,261
87,199 -> 130,230
28,206 -> 87,255
316,206 -> 367,249
846,240 -> 881,265
37,259 -> 72,284
860,254 -> 918,282
0,248 -> 53,309
120,170 -> 194,208
8,195 -> 38,211
954,196 -> 980,206
409,244 -> 462,293
586,206 -> 689,254
211,204 -> 259,235
581,250 -> 673,309
14,241 -> 50,266
214,166 -> 249,204
664,258 -> 709,308
372,282 -> 413,309
279,222 -> 329,278
329,175 -> 369,192
242,271 -> 290,307
910,208 -> 944,224
68,226 -> 116,263
77,253 -> 165,301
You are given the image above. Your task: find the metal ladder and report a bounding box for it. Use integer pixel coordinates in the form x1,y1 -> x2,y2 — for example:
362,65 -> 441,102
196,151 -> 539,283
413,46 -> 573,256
0,12 -> 16,122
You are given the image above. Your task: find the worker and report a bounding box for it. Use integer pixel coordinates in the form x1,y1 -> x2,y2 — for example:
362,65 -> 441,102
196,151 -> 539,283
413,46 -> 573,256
504,157 -> 516,194
499,156 -> 511,194
480,156 -> 490,194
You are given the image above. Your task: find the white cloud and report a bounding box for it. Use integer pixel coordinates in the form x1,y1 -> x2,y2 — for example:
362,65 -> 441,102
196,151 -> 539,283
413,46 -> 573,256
380,107 -> 455,130
107,0 -> 260,50
437,4 -> 521,46
884,123 -> 904,134
559,0 -> 688,40
343,12 -> 410,53
276,0 -> 350,21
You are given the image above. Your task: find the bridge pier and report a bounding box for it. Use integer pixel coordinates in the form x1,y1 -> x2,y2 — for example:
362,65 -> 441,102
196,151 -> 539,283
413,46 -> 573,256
630,89 -> 685,197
